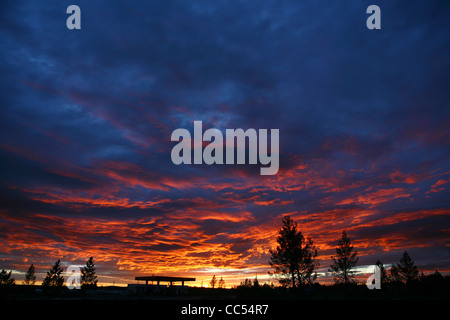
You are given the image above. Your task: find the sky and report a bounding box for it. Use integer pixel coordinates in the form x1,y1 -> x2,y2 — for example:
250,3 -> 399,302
1,0 -> 449,287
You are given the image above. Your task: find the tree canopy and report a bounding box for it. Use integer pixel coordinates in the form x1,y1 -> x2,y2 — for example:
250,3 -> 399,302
42,260 -> 64,287
329,231 -> 358,285
390,251 -> 419,283
24,264 -> 36,285
0,269 -> 15,286
269,216 -> 319,288
81,256 -> 98,289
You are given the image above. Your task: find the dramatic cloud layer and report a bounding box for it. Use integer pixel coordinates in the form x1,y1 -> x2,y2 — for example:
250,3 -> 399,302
1,0 -> 449,286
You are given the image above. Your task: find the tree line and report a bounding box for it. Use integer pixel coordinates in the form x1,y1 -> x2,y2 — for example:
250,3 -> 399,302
268,216 -> 431,287
0,256 -> 98,289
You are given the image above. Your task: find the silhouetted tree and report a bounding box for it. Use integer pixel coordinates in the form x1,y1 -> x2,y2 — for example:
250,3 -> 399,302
218,277 -> 225,289
237,276 -> 263,290
239,278 -> 253,289
24,264 -> 36,285
388,264 -> 402,283
0,269 -> 15,286
81,256 -> 98,289
375,260 -> 388,284
253,275 -> 260,288
42,260 -> 64,287
296,236 -> 319,285
269,216 -> 319,288
209,275 -> 217,288
329,231 -> 358,285
396,251 -> 419,283
419,270 -> 444,285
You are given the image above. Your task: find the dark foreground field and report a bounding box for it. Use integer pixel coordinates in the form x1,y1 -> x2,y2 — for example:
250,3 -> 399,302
1,277 -> 449,301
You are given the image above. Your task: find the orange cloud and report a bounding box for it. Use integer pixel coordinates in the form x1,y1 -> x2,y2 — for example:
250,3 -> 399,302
428,179 -> 449,193
337,187 -> 411,207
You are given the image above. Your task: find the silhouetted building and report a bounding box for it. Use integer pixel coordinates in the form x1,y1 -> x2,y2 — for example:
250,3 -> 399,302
130,276 -> 195,295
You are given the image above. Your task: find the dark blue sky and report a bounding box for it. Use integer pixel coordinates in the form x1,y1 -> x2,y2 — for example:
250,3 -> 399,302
1,0 -> 449,286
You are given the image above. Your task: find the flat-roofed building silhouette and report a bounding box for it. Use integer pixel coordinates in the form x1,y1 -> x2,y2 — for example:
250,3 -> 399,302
132,276 -> 196,295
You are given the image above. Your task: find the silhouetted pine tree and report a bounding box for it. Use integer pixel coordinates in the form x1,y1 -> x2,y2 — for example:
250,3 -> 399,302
329,231 -> 358,285
375,260 -> 388,284
24,264 -> 36,285
81,256 -> 98,289
388,264 -> 402,283
0,269 -> 15,286
269,216 -> 319,288
296,236 -> 319,285
396,251 -> 419,283
42,260 -> 64,287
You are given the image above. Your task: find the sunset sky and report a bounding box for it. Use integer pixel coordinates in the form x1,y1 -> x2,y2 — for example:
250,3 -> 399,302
1,0 -> 449,287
